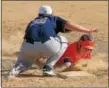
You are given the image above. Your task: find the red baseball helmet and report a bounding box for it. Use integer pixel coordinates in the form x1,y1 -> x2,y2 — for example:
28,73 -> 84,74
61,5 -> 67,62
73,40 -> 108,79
79,34 -> 95,49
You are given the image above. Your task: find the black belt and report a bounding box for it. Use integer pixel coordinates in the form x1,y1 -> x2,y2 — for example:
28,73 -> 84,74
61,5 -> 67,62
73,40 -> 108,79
26,40 -> 34,44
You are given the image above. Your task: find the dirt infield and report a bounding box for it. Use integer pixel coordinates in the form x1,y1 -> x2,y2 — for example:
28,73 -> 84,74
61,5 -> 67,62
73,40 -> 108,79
2,1 -> 108,87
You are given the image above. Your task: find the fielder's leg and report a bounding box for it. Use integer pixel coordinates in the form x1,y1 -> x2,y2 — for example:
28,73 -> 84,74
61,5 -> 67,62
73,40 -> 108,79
43,36 -> 68,76
8,52 -> 33,78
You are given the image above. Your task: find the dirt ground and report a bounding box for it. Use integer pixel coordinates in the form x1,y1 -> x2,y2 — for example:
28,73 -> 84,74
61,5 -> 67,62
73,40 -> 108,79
2,1 -> 108,87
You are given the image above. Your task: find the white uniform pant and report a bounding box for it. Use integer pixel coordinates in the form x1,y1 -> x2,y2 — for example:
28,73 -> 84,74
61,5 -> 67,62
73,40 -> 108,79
9,35 -> 68,76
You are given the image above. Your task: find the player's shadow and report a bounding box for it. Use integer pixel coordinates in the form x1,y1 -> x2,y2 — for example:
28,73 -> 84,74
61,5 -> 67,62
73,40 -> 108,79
2,71 -> 52,79
18,74 -> 52,78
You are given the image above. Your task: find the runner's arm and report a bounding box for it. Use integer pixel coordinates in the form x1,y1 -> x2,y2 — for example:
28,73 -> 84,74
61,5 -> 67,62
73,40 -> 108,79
55,58 -> 72,72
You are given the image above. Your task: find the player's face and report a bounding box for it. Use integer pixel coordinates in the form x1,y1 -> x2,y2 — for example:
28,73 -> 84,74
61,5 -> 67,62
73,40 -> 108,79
80,46 -> 91,56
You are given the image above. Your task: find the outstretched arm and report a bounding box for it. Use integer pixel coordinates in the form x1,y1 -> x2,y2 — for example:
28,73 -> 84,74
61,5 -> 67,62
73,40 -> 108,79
65,21 -> 98,33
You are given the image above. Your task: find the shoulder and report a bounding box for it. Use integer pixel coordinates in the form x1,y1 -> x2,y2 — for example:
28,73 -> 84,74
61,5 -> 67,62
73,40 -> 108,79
69,42 -> 78,48
65,42 -> 78,54
53,16 -> 61,19
53,16 -> 66,22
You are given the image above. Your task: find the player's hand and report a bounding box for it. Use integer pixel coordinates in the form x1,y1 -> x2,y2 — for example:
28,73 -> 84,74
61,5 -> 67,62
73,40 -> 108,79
89,28 -> 98,33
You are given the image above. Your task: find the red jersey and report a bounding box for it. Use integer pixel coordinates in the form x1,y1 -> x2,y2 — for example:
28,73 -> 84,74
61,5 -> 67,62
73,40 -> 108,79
57,42 -> 91,65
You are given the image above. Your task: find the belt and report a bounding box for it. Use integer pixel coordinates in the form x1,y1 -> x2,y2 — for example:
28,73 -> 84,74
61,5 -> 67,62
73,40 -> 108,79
25,39 -> 49,44
26,40 -> 34,44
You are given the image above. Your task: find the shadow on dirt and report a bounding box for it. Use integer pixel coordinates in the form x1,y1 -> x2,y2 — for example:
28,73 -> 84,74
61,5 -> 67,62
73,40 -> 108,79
18,74 -> 50,78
